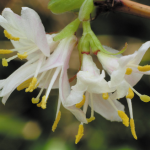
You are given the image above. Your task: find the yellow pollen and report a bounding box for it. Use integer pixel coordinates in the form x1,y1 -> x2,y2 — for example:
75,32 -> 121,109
75,124 -> 84,144
37,101 -> 42,107
32,98 -> 40,104
125,68 -> 132,75
138,65 -> 150,72
126,88 -> 134,99
4,30 -> 20,41
2,58 -> 8,67
0,49 -> 13,54
25,77 -> 37,92
76,95 -> 85,108
102,93 -> 109,100
52,111 -> 61,132
86,117 -> 95,123
118,110 -> 129,127
130,119 -> 137,140
17,52 -> 28,60
140,95 -> 150,102
17,78 -> 33,91
41,96 -> 46,109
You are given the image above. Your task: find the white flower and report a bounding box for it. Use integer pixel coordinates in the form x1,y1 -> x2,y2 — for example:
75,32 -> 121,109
65,54 -> 116,106
0,7 -> 58,66
65,54 -> 128,144
96,42 -> 150,139
97,42 -> 150,101
0,35 -> 87,128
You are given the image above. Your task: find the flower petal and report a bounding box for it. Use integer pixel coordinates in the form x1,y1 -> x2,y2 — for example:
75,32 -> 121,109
66,106 -> 87,123
108,67 -> 126,87
82,54 -> 100,76
90,94 -> 124,122
130,41 -> 150,65
116,80 -> 129,99
2,90 -> 12,105
21,7 -> 50,56
124,69 -> 143,87
97,51 -> 119,75
2,8 -> 24,37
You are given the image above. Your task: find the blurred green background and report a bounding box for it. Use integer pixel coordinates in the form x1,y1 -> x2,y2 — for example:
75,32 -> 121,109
0,0 -> 150,150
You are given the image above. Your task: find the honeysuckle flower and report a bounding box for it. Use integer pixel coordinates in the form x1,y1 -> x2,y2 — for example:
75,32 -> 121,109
97,42 -> 150,101
65,54 -> 127,144
97,41 -> 150,139
0,35 -> 87,130
0,7 -> 58,66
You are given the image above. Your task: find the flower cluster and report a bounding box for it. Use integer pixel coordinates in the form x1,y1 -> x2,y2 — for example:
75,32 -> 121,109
0,2 -> 150,144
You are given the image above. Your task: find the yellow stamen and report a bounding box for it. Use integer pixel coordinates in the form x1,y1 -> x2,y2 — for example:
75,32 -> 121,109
130,119 -> 137,140
86,117 -> 95,123
102,93 -> 109,100
126,88 -> 134,99
125,68 -> 132,75
17,52 -> 28,60
118,110 -> 129,127
0,49 -> 13,54
52,111 -> 61,132
138,65 -> 150,72
17,78 -> 33,91
140,95 -> 150,102
4,30 -> 20,41
2,58 -> 8,67
76,95 -> 85,108
41,95 -> 46,109
32,98 -> 40,104
37,101 -> 42,107
25,77 -> 37,92
75,124 -> 84,144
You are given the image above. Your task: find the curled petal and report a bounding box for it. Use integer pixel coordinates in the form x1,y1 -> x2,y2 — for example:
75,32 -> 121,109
21,7 -> 50,56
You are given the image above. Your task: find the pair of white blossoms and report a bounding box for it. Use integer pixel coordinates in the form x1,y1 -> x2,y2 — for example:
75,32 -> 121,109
0,7 -> 150,143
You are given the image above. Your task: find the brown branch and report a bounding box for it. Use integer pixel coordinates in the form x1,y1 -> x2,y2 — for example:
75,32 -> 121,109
94,0 -> 150,19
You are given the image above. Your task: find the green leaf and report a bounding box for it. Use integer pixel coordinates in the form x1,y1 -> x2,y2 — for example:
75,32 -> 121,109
48,0 -> 85,14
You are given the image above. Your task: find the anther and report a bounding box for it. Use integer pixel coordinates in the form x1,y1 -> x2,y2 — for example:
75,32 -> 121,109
76,95 -> 85,108
17,52 -> 28,60
140,95 -> 150,102
0,50 -> 13,54
4,30 -> 20,41
75,124 -> 84,144
32,98 -> 40,104
52,111 -> 61,132
102,93 -> 109,100
130,119 -> 137,140
37,102 -> 42,107
86,117 -> 95,123
126,88 -> 134,99
2,58 -> 8,67
25,77 -> 37,92
125,68 -> 132,75
41,96 -> 46,109
17,78 -> 33,91
138,65 -> 150,72
118,110 -> 129,127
